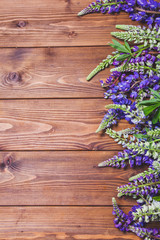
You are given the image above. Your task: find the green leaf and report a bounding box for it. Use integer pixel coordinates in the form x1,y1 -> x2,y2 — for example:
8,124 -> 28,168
153,196 -> 160,201
112,39 -> 124,48
124,41 -> 132,53
110,39 -> 130,53
139,99 -> 160,106
109,43 -> 127,53
134,134 -> 148,139
150,88 -> 160,99
143,104 -> 160,116
116,54 -> 130,61
110,43 -> 118,49
152,108 -> 160,124
135,50 -> 142,58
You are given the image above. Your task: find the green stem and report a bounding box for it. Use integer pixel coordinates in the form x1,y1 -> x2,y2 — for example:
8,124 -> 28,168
102,1 -> 124,6
107,105 -> 142,121
134,144 -> 160,152
115,153 -> 137,163
139,194 -> 149,205
120,181 -> 160,197
138,181 -> 160,188
143,66 -> 159,73
150,138 -> 160,143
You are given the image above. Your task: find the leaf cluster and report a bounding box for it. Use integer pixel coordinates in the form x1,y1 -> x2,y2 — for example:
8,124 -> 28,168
139,89 -> 160,124
110,39 -> 132,61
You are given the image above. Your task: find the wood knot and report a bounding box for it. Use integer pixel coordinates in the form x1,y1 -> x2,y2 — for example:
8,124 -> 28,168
17,21 -> 27,28
3,154 -> 13,167
68,31 -> 77,38
7,72 -> 21,83
0,154 -> 13,170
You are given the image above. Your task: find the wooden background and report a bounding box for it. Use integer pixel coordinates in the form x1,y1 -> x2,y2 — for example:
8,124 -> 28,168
0,1 -> 148,239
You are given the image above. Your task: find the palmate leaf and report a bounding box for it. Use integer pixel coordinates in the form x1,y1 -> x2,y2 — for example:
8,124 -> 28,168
139,99 -> 160,106
134,134 -> 149,139
110,39 -> 131,54
150,88 -> 160,99
143,103 -> 160,116
135,51 -> 142,58
124,41 -> 132,53
116,54 -> 130,61
152,108 -> 160,124
139,89 -> 160,124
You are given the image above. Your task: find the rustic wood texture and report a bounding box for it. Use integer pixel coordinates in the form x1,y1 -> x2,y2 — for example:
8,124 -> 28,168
0,47 -> 112,98
0,0 -> 138,47
0,151 -> 141,206
0,0 -> 147,239
0,206 -> 140,240
0,99 -> 130,150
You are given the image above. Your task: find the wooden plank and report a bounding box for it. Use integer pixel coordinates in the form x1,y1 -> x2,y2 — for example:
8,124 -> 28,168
0,0 -> 86,16
0,99 -> 130,150
0,151 -> 141,206
0,47 -> 111,98
0,206 -> 139,240
0,0 -> 138,47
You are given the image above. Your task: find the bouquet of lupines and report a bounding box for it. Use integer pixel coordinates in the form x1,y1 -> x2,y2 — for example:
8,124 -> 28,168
78,2 -> 160,238
97,97 -> 160,239
78,0 -> 160,27
87,32 -> 160,81
95,72 -> 160,239
111,159 -> 160,239
98,91 -> 160,167
85,25 -> 160,114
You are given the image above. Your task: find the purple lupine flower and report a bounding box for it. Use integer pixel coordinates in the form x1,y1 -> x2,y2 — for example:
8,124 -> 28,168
129,226 -> 160,239
112,198 -> 132,232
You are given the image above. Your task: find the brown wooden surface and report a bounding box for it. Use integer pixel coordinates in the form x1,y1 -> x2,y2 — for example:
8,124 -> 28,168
0,0 -> 137,47
0,1 -> 144,239
0,206 -> 140,240
0,99 -> 129,150
0,47 -> 110,98
0,151 -> 141,206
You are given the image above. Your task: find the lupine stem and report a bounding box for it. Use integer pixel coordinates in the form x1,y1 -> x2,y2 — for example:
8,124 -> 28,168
135,7 -> 160,14
143,66 -> 159,73
133,145 -> 160,152
102,2 -> 124,6
138,181 -> 160,188
139,194 -> 150,205
150,138 -> 160,143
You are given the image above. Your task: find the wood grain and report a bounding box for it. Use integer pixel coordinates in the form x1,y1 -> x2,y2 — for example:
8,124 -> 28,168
0,206 -> 139,240
0,1 -> 150,239
0,99 -> 130,150
0,47 -> 112,98
0,0 -> 138,47
0,151 -> 141,206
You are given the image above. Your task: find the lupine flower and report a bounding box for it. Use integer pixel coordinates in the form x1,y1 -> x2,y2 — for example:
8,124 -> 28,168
112,197 -> 133,231
78,0 -> 160,27
79,5 -> 160,238
132,200 -> 160,223
111,25 -> 160,50
129,226 -> 160,240
117,172 -> 160,198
